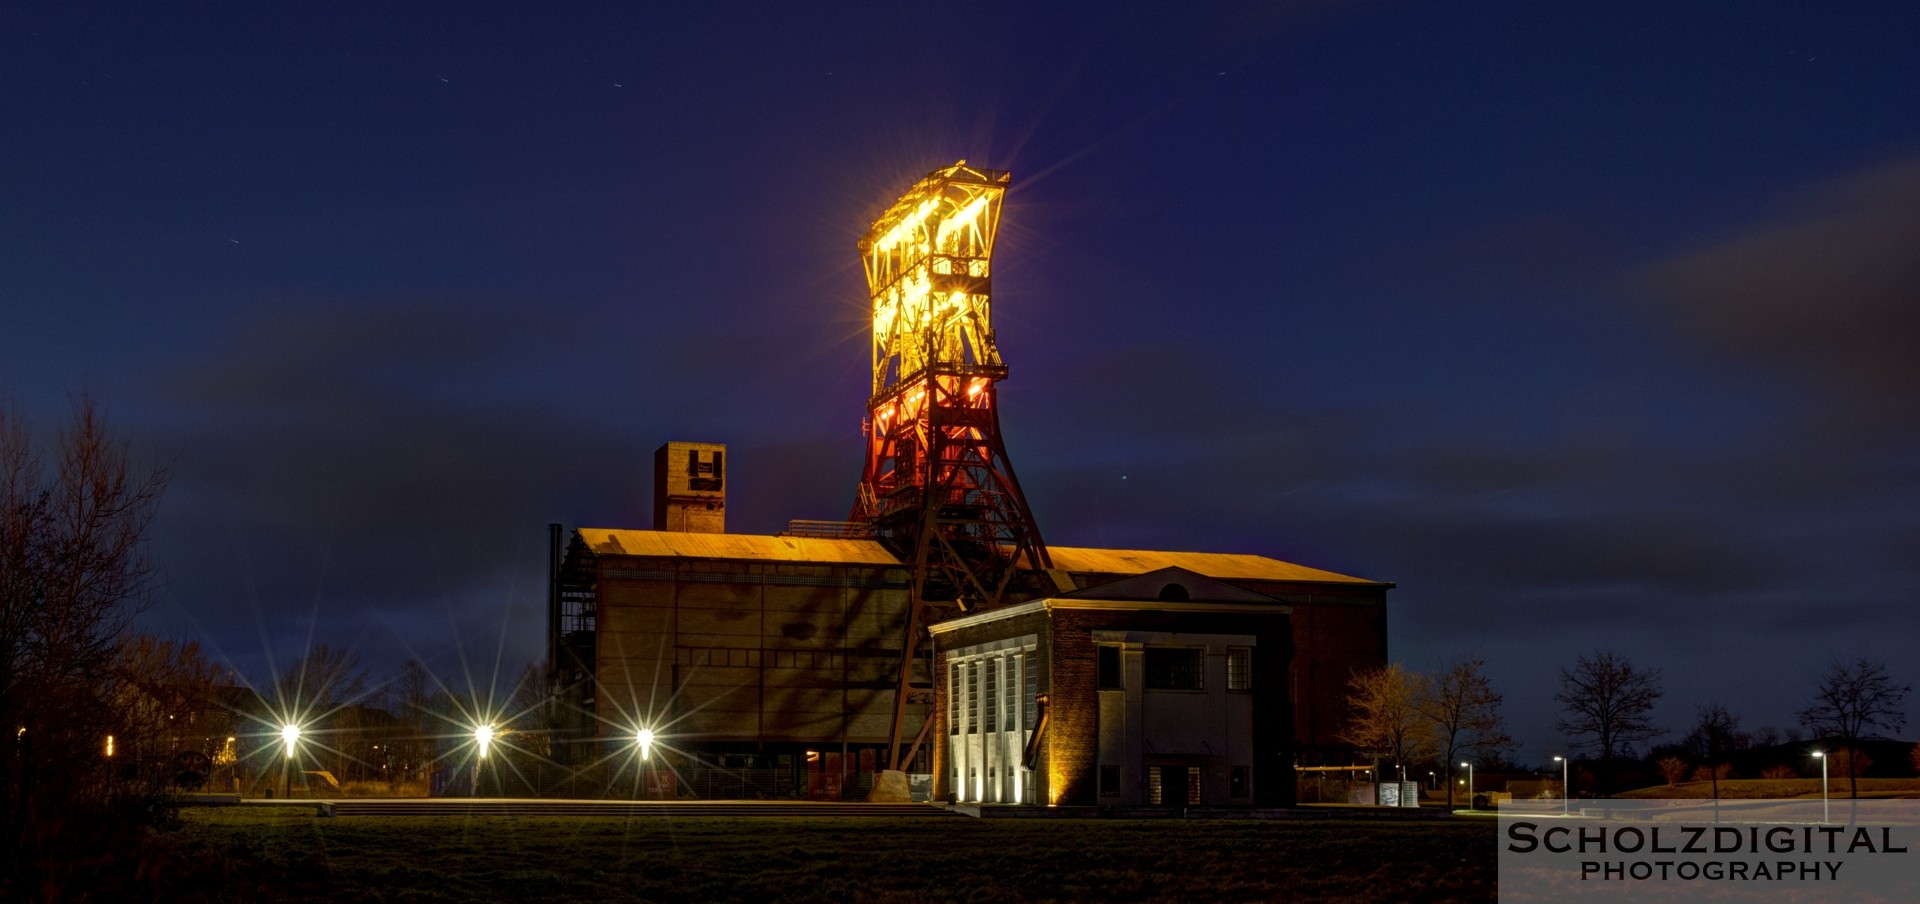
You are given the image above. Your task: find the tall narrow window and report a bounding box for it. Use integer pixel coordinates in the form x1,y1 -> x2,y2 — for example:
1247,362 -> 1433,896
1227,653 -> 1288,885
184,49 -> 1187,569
1023,652 -> 1039,728
948,662 -> 961,735
1003,655 -> 1018,731
965,662 -> 978,734
983,658 -> 999,733
1227,647 -> 1252,691
1097,645 -> 1122,689
1147,767 -> 1163,805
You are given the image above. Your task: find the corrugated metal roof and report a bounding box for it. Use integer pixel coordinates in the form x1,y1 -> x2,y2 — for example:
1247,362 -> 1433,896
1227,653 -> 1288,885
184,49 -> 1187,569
578,528 -> 902,566
1047,546 -> 1377,585
576,529 -> 1379,584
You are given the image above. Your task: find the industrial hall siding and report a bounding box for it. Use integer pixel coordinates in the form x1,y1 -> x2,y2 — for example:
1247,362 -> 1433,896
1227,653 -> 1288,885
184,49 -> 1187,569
553,527 -> 1389,788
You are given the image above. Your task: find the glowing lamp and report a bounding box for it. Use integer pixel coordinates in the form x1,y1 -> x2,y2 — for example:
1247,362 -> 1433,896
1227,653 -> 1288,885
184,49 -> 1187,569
281,724 -> 300,758
475,724 -> 494,759
636,728 -> 654,761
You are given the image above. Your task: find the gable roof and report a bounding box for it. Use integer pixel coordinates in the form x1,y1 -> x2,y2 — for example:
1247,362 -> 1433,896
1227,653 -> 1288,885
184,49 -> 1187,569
1058,567 -> 1284,604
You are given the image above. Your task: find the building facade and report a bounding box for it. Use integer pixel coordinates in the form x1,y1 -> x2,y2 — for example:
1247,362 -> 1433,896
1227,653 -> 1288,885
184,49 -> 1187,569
929,568 -> 1297,807
549,529 -> 1389,799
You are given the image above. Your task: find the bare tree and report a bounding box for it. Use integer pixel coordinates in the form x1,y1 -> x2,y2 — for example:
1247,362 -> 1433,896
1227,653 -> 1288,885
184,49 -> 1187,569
1683,703 -> 1742,802
1414,657 -> 1513,810
1555,650 -> 1663,795
1339,663 -> 1435,778
0,401 -> 168,888
274,643 -> 371,785
112,635 -> 231,792
1799,658 -> 1909,799
507,662 -> 551,758
387,658 -> 441,783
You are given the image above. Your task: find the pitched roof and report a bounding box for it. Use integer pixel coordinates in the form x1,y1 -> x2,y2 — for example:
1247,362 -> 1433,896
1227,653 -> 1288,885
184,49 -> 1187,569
1057,567 -> 1286,604
574,529 -> 1381,584
1046,546 -> 1377,585
576,528 -> 901,566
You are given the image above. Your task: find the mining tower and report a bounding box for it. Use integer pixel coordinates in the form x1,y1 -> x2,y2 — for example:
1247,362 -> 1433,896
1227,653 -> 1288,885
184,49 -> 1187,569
544,162 -> 1391,805
850,162 -> 1056,770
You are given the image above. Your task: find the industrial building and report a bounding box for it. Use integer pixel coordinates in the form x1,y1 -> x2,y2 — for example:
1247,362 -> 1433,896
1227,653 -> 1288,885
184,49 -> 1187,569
545,163 -> 1390,804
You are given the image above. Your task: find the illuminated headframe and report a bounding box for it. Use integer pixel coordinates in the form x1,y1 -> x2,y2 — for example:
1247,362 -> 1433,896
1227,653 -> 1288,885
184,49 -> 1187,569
860,161 -> 1009,396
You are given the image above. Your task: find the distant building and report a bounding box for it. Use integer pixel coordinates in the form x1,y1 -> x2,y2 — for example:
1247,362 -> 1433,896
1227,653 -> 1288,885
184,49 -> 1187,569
548,525 -> 1388,802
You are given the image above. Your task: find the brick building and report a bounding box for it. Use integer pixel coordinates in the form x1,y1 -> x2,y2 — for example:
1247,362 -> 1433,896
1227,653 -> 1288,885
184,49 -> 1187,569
551,528 -> 1388,798
929,567 -> 1298,807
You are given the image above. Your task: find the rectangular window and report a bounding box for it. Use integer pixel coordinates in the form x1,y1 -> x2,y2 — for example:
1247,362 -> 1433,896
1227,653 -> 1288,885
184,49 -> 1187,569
1227,647 -> 1252,691
1097,645 -> 1122,689
1143,647 -> 1204,690
1147,767 -> 1163,805
948,662 -> 961,735
1230,766 -> 1250,798
1187,768 -> 1202,804
1003,655 -> 1018,732
983,657 -> 999,733
965,662 -> 978,734
1024,652 -> 1039,728
1099,765 -> 1120,797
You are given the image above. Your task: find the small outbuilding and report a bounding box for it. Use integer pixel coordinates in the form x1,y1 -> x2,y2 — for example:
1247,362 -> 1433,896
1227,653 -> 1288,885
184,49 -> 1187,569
929,567 -> 1296,808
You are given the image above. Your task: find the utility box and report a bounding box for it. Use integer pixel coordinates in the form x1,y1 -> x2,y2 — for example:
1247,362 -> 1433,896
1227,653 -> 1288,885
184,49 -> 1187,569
653,442 -> 725,533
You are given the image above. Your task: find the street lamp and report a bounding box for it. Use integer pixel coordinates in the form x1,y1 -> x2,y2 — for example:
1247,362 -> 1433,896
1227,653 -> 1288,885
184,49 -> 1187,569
1461,760 -> 1475,811
634,728 -> 656,799
1553,756 -> 1568,815
280,724 -> 301,800
472,724 -> 494,798
1811,751 -> 1828,824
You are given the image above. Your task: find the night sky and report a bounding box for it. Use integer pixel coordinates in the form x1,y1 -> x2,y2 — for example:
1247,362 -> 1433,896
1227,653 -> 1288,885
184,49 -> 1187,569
5,2 -> 1916,759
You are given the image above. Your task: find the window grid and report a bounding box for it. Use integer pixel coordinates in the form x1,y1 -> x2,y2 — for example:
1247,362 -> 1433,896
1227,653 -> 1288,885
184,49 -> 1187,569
1227,647 -> 1252,691
983,658 -> 999,733
1143,647 -> 1204,690
948,662 -> 961,735
1023,654 -> 1039,728
965,662 -> 978,734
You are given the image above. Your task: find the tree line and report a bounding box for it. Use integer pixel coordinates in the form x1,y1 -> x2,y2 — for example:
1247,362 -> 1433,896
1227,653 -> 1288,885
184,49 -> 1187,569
1344,649 -> 1913,802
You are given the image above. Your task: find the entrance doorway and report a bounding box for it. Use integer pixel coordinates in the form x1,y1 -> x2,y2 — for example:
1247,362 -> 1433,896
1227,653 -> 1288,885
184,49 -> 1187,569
1149,766 -> 1201,806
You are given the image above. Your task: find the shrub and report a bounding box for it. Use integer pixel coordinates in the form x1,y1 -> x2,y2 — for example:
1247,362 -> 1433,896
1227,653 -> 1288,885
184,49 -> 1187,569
1656,756 -> 1689,786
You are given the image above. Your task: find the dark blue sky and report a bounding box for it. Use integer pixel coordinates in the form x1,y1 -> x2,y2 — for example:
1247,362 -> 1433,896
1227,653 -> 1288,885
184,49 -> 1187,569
5,1 -> 1915,758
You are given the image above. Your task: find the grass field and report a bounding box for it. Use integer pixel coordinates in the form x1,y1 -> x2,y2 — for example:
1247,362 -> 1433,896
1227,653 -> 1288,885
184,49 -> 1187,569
143,808 -> 1498,903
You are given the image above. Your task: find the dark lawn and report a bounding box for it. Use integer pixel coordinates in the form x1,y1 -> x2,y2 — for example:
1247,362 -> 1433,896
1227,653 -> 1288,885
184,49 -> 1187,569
153,808 -> 1496,903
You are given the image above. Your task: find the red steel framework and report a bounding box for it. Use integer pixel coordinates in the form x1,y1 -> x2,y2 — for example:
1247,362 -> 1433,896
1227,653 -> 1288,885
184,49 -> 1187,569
852,162 -> 1051,771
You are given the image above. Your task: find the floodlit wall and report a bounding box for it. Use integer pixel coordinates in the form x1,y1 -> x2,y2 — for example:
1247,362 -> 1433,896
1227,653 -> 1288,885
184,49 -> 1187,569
594,558 -> 920,745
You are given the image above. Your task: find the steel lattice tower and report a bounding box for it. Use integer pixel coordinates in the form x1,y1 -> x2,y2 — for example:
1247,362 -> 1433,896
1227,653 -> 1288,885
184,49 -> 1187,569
854,161 -> 1051,770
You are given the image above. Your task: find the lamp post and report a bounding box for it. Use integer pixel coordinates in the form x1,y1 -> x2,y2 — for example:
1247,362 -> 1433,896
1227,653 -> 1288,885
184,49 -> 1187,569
280,724 -> 300,800
636,728 -> 655,798
472,724 -> 494,798
1554,755 -> 1568,815
1811,751 -> 1828,824
1461,760 -> 1474,811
